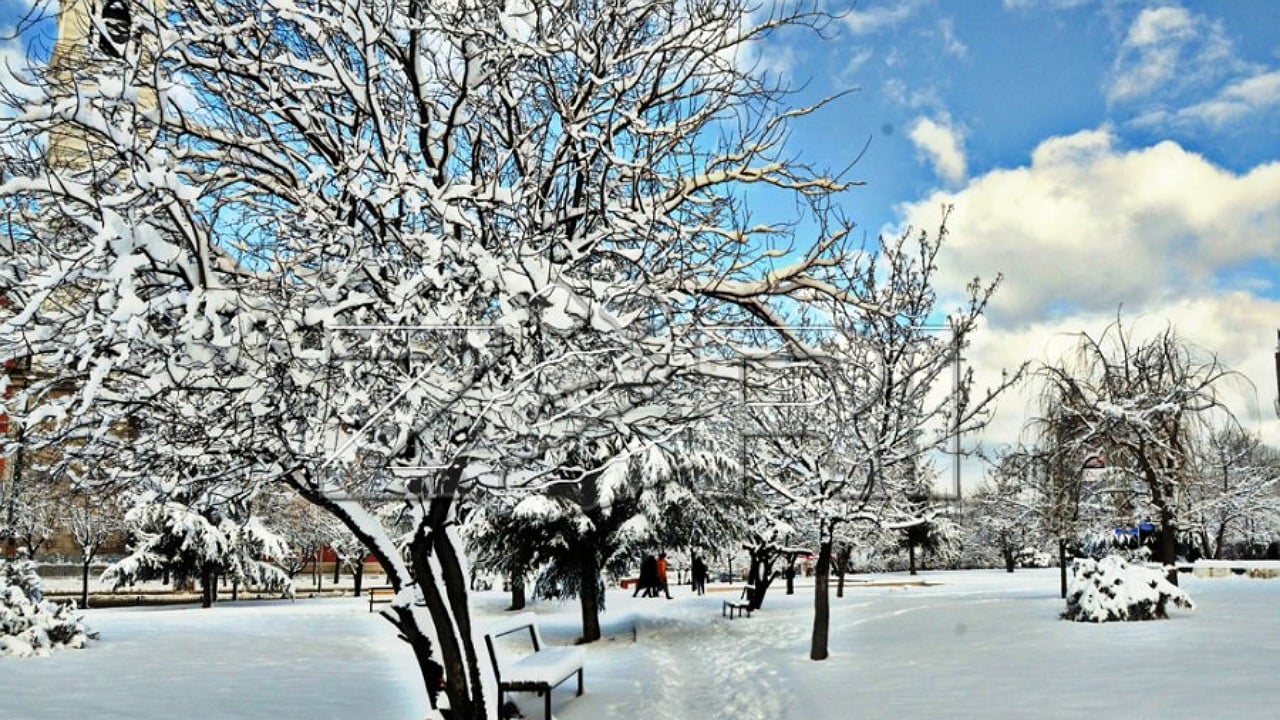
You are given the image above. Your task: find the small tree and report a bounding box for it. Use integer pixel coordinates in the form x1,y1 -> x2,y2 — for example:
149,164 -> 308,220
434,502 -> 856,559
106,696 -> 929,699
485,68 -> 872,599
1182,427 -> 1280,559
1,555 -> 95,657
65,488 -> 122,608
971,451 -> 1042,573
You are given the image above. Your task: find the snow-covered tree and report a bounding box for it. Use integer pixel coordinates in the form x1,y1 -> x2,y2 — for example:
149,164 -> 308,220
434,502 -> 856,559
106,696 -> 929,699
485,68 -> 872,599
1182,427 -> 1280,559
1,555 -> 95,657
739,226 -> 1021,660
2,1 -> 927,715
65,486 -> 123,608
970,450 -> 1046,573
103,492 -> 293,608
261,493 -> 337,587
466,438 -> 745,641
1062,555 -> 1193,623
1029,318 -> 1241,584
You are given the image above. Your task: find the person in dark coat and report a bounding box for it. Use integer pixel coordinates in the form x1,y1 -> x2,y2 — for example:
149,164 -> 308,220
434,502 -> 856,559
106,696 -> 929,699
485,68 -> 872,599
691,554 -> 708,596
633,553 -> 659,598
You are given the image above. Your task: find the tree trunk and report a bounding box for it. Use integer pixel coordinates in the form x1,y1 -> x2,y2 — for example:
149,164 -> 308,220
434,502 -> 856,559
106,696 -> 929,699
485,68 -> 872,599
908,544 -> 917,576
289,468 -> 494,719
333,555 -> 341,584
577,549 -> 603,643
1159,505 -> 1178,586
809,541 -> 832,661
80,557 -> 91,609
1059,538 -> 1068,599
403,488 -> 496,720
1002,545 -> 1016,573
508,570 -> 526,611
352,561 -> 364,597
745,543 -> 777,611
201,565 -> 214,608
834,544 -> 850,599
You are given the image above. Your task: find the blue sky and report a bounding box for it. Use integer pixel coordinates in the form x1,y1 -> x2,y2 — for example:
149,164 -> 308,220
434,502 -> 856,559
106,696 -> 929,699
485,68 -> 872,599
747,0 -> 1280,466
3,0 -> 1279,478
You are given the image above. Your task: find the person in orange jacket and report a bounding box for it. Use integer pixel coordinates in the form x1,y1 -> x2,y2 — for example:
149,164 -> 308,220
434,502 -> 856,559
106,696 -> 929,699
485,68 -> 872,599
656,552 -> 673,599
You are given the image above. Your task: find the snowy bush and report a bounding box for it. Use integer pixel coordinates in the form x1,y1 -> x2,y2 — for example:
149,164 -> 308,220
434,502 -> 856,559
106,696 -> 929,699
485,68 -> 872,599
0,558 -> 96,657
1017,547 -> 1052,569
1063,555 -> 1194,623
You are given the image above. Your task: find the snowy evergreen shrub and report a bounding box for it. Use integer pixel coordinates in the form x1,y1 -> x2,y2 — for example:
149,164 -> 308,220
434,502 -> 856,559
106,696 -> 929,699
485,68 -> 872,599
0,558 -> 96,657
1062,555 -> 1194,623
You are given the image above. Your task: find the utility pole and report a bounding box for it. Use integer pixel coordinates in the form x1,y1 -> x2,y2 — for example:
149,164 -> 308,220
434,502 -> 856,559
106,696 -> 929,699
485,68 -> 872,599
1273,330 -> 1279,419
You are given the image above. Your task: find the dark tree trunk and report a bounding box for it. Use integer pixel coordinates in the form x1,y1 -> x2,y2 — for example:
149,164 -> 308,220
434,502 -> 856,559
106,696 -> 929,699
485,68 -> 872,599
401,475 -> 496,720
1159,505 -> 1178,586
80,556 -> 91,609
908,544 -> 918,575
408,514 -> 489,719
1059,538 -> 1069,598
352,561 -> 364,597
577,549 -> 603,643
508,570 -> 526,611
333,555 -> 341,584
745,542 -> 778,611
835,545 -> 850,599
289,466 -> 492,720
810,541 -> 832,661
201,565 -> 214,608
1002,545 -> 1016,573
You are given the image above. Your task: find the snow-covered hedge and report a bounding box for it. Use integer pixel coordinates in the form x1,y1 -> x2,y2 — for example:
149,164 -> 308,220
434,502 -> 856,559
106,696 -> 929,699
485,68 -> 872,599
1063,555 -> 1194,623
1,558 -> 96,657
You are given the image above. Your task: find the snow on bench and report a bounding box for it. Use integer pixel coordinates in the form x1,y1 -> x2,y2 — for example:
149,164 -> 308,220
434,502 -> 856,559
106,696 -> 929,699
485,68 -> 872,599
483,612 -> 584,720
722,585 -> 754,619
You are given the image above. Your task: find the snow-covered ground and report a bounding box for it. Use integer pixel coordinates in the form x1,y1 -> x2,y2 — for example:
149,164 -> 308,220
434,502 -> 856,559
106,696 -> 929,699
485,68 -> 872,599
5,569 -> 1279,719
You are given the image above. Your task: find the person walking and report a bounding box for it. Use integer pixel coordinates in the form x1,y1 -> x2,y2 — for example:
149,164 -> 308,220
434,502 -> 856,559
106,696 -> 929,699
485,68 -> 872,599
633,553 -> 658,598
657,552 -> 673,599
691,554 -> 707,596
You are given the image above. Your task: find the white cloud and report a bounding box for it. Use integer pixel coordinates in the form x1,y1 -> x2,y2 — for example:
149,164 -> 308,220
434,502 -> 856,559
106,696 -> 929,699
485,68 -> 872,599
895,128 -> 1280,331
960,295 -> 1280,467
908,115 -> 967,185
1106,6 -> 1241,104
833,47 -> 875,89
1002,0 -> 1093,9
1102,3 -> 1280,133
843,1 -> 922,35
895,129 -> 1280,464
1170,69 -> 1280,127
938,18 -> 967,59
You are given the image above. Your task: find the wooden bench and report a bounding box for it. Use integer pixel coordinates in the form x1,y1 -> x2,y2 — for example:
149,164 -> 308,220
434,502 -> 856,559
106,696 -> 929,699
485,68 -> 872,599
722,585 -> 754,619
484,612 -> 584,720
367,585 -> 395,613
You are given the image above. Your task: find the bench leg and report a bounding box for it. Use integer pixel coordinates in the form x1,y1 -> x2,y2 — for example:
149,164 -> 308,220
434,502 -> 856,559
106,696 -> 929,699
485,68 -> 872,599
576,667 -> 583,696
544,688 -> 552,720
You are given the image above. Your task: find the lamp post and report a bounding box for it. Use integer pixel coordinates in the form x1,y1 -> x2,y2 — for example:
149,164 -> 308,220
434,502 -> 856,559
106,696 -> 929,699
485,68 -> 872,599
1059,454 -> 1106,599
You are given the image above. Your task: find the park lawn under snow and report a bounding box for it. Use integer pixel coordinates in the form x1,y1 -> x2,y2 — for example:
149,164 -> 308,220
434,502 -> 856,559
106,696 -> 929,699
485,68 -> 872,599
4,568 -> 1279,719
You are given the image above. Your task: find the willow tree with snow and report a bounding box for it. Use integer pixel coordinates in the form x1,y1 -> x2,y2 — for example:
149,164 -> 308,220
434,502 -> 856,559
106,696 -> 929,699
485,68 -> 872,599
4,1 -> 896,717
739,226 -> 1020,661
1029,319 -> 1241,585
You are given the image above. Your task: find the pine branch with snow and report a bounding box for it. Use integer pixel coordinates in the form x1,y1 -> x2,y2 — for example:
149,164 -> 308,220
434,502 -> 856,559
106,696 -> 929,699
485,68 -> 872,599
0,557 -> 96,657
1062,555 -> 1194,623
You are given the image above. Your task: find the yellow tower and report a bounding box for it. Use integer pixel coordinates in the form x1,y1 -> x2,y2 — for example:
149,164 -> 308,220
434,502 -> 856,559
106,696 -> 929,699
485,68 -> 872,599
46,0 -> 154,175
